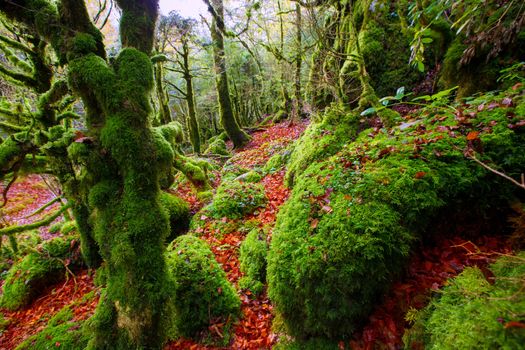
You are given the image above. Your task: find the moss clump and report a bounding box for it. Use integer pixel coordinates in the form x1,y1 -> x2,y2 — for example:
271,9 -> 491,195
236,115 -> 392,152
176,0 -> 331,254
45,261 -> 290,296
404,253 -> 525,349
285,106 -> 360,187
0,252 -> 63,310
263,147 -> 292,175
205,138 -> 230,156
0,235 -> 81,310
238,229 -> 268,295
209,179 -> 266,219
159,192 -> 190,243
236,170 -> 262,183
166,235 -> 240,338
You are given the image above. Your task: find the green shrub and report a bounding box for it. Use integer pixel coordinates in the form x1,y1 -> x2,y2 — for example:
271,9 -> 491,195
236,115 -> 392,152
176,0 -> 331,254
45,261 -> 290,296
403,253 -> 525,350
166,235 -> 240,338
159,192 -> 190,243
209,179 -> 266,219
238,229 -> 268,295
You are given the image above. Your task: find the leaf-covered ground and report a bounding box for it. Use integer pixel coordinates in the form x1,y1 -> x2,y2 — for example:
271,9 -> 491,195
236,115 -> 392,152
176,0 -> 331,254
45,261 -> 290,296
0,119 -> 517,349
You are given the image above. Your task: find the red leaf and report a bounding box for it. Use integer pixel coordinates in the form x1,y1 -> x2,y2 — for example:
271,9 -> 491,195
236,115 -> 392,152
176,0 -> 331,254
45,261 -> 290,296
466,131 -> 479,141
504,321 -> 525,329
415,171 -> 426,179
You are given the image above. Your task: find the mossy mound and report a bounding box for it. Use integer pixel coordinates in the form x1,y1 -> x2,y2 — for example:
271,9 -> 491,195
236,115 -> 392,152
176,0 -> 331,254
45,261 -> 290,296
0,235 -> 81,310
159,192 -> 190,243
208,179 -> 266,220
238,229 -> 268,295
166,235 -> 240,338
404,253 -> 525,349
285,106 -> 360,187
205,137 -> 230,156
268,85 -> 525,339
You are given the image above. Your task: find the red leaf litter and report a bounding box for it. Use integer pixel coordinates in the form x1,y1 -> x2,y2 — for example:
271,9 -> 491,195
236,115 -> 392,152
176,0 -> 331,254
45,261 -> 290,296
0,271 -> 98,349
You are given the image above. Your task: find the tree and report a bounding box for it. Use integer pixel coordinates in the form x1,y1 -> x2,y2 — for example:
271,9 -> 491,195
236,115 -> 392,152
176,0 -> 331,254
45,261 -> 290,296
205,0 -> 251,148
0,0 -> 174,348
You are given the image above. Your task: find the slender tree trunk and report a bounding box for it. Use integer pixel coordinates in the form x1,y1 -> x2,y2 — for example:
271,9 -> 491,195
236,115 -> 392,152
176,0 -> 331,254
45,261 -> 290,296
209,0 -> 250,148
293,2 -> 303,121
182,39 -> 201,154
154,62 -> 172,125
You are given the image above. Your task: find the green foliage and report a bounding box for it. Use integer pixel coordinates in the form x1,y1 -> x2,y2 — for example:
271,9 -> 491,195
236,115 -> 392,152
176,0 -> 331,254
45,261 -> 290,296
209,179 -> 266,219
269,85 -> 525,340
166,235 -> 240,338
404,253 -> 525,350
238,229 -> 268,295
159,192 -> 190,243
273,338 -> 341,350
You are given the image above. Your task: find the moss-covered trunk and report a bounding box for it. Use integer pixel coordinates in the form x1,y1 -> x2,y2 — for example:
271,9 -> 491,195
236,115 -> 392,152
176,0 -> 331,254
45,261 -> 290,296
154,61 -> 172,125
209,0 -> 250,148
293,2 -> 303,120
182,39 -> 201,154
0,0 -> 173,348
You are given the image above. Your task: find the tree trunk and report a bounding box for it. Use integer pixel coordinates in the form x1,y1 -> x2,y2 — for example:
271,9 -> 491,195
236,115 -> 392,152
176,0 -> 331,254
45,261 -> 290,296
154,61 -> 172,125
182,39 -> 201,154
292,2 -> 303,122
209,0 -> 250,148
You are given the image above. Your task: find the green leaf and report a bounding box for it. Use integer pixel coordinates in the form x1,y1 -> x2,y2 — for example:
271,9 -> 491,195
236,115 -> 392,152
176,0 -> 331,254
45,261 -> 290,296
417,61 -> 425,72
395,86 -> 406,99
360,107 -> 377,116
421,37 -> 433,44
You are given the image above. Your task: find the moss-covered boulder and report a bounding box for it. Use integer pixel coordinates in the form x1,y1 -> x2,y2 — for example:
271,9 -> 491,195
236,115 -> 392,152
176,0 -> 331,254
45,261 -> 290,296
205,137 -> 231,156
268,85 -> 525,340
166,235 -> 240,338
0,235 -> 81,310
159,192 -> 190,243
404,253 -> 525,349
238,229 -> 268,295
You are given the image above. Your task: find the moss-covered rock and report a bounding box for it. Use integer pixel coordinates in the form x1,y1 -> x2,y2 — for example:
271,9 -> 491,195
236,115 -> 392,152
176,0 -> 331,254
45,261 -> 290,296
0,252 -> 63,310
268,85 -> 525,340
166,235 -> 240,338
159,192 -> 190,243
209,179 -> 266,220
205,137 -> 230,156
238,229 -> 268,295
403,253 -> 525,349
285,106 -> 360,187
0,235 -> 81,310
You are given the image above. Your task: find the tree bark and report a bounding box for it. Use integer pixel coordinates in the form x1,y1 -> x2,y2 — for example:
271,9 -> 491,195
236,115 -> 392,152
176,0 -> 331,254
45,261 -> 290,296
209,0 -> 250,148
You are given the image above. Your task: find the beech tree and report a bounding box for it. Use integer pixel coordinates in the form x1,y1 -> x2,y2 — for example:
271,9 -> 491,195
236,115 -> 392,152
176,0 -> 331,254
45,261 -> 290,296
0,0 -> 175,348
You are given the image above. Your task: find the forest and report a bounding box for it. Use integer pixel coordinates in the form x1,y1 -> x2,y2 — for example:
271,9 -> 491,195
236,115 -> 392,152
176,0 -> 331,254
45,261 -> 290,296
0,0 -> 524,349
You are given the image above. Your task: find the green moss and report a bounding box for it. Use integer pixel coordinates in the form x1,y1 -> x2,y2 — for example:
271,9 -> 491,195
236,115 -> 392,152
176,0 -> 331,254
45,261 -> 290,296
238,229 -> 268,295
238,170 -> 262,183
268,85 -> 525,340
285,106 -> 360,187
404,253 -> 525,350
0,252 -> 63,310
15,299 -> 92,350
209,179 -> 266,219
166,235 -> 240,338
205,138 -> 230,156
159,192 -> 190,243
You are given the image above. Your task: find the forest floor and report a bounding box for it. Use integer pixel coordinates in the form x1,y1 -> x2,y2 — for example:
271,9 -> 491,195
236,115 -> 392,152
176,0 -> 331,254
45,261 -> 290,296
0,120 -> 515,349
